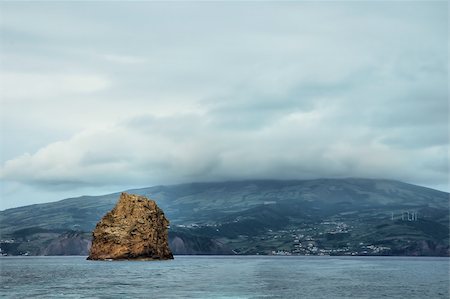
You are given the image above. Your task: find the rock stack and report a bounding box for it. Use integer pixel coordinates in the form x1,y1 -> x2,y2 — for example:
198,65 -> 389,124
87,193 -> 173,260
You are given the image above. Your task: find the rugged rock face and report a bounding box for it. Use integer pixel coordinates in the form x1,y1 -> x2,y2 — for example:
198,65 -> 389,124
169,231 -> 234,255
87,193 -> 173,260
42,231 -> 91,256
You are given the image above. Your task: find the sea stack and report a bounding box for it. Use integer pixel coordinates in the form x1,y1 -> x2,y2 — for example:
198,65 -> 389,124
87,193 -> 173,260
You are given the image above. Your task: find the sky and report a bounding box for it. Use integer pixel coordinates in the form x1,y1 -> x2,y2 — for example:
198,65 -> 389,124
0,1 -> 448,210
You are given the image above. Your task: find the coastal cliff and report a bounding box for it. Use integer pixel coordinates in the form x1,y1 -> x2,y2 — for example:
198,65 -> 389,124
87,193 -> 173,260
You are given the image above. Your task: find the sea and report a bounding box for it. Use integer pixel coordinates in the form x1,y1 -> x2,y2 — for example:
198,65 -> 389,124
0,256 -> 448,298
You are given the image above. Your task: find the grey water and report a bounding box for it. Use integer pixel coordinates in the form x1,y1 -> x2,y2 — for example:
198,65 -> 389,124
0,256 -> 448,298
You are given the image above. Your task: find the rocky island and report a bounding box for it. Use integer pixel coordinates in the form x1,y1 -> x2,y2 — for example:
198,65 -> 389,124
87,193 -> 173,260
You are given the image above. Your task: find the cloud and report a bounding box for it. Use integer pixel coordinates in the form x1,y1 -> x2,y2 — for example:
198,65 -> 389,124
1,106 -> 447,191
0,1 -> 448,209
103,54 -> 148,64
0,72 -> 110,101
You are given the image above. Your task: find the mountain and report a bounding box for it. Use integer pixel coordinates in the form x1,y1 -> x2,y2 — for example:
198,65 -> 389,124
1,178 -> 449,256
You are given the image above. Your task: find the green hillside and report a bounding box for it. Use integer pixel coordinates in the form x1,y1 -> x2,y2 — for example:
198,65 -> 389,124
1,178 -> 448,256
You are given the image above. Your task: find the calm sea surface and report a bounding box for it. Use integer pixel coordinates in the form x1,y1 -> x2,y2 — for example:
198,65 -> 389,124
0,256 -> 448,298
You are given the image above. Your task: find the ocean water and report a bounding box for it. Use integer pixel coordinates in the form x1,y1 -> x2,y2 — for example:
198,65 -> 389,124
0,256 -> 448,298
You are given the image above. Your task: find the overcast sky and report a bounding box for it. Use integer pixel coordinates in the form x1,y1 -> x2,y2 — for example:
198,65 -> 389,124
0,1 -> 448,210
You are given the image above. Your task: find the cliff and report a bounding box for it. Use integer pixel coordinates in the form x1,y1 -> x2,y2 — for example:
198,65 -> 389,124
169,231 -> 234,255
87,193 -> 173,260
42,231 -> 91,255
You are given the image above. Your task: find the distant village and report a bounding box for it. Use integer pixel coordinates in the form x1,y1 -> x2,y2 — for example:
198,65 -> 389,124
174,210 -> 420,256
265,221 -> 391,256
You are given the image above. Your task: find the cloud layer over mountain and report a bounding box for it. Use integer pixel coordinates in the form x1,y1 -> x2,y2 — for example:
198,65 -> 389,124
0,2 -> 448,209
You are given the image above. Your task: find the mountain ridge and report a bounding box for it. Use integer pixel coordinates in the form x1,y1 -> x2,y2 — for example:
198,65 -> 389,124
1,177 -> 447,213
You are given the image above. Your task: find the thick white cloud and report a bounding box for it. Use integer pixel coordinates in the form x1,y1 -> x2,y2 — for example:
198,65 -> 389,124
1,108 -> 446,192
0,1 -> 448,209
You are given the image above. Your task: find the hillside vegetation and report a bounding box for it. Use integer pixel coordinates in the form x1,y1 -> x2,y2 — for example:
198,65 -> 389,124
1,178 -> 448,256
